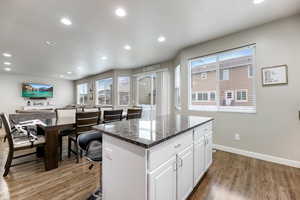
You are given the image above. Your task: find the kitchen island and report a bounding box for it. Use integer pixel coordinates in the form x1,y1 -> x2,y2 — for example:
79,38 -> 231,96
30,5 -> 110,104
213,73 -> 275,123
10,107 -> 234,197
93,114 -> 214,200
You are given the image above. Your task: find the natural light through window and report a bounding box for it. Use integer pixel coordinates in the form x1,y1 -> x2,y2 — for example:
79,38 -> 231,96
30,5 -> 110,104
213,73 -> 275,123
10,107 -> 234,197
77,83 -> 88,105
118,76 -> 130,106
96,78 -> 113,105
189,45 -> 256,113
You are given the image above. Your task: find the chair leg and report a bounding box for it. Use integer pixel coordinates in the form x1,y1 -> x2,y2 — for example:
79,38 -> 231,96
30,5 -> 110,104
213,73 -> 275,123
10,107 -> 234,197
3,149 -> 13,177
59,136 -> 63,161
75,141 -> 79,163
68,137 -> 71,158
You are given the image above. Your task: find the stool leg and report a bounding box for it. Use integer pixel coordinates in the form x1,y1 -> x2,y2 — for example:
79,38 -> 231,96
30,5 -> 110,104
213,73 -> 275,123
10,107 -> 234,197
75,142 -> 79,163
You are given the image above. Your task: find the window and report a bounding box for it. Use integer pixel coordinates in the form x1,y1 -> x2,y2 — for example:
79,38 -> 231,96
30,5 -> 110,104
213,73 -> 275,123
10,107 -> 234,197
96,78 -> 113,105
201,73 -> 207,79
236,89 -> 248,102
192,91 -> 216,102
137,74 -> 156,106
210,91 -> 216,101
220,69 -> 229,80
189,45 -> 256,113
118,76 -> 130,106
77,83 -> 88,105
174,65 -> 181,108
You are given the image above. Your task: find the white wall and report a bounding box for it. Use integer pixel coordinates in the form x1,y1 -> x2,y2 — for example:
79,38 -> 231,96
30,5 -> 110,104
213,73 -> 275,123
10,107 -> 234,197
0,73 -> 75,114
174,14 -> 300,162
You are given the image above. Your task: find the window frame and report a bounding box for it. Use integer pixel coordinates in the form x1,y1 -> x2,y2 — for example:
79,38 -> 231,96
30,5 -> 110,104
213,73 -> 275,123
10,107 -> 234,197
235,89 -> 248,102
95,77 -> 113,106
188,45 -> 256,113
174,65 -> 181,109
117,76 -> 131,106
200,72 -> 207,80
220,69 -> 229,81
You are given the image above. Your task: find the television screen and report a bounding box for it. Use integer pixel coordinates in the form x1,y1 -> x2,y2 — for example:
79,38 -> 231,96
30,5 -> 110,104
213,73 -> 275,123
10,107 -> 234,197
22,83 -> 53,98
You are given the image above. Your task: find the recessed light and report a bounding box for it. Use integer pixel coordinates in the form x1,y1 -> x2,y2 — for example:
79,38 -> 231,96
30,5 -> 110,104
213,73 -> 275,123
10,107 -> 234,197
60,17 -> 72,26
4,62 -> 11,66
60,75 -> 65,78
115,8 -> 127,17
124,45 -> 131,50
158,36 -> 166,42
2,53 -> 12,57
46,41 -> 56,46
101,56 -> 108,60
4,67 -> 11,71
67,71 -> 72,74
253,0 -> 265,4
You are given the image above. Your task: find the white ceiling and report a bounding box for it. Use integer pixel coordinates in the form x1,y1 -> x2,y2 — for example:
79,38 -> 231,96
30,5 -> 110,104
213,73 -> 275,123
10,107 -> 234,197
0,0 -> 300,80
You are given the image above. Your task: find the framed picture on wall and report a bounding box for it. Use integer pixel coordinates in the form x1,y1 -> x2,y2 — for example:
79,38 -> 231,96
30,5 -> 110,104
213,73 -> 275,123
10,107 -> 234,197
261,65 -> 288,86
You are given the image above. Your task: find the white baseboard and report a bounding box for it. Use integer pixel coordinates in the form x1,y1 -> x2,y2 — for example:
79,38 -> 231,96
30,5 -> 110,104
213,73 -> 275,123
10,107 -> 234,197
213,144 -> 300,168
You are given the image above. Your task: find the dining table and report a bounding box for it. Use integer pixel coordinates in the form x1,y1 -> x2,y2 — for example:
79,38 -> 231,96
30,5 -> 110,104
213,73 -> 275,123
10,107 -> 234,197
10,114 -> 76,171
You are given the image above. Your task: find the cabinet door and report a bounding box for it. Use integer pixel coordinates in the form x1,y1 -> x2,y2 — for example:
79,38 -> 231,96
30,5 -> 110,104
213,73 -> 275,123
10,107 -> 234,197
205,132 -> 213,170
148,156 -> 177,200
177,145 -> 194,200
193,136 -> 206,185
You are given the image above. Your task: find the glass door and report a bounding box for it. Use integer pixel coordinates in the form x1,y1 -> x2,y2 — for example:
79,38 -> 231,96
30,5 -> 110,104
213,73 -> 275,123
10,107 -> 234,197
137,74 -> 156,117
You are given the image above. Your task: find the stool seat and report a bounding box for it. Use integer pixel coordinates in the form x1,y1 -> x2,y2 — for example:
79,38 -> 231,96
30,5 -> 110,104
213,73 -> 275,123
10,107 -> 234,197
78,130 -> 102,151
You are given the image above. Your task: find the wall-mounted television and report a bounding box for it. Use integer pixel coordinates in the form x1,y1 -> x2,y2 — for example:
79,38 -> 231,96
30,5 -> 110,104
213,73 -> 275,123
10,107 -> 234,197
22,83 -> 53,98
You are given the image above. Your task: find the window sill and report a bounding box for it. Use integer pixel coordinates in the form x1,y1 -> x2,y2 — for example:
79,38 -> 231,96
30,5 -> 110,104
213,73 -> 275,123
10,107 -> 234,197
188,105 -> 256,114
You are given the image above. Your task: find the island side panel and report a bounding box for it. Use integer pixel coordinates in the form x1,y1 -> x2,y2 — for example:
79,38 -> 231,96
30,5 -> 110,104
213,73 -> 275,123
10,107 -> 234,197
102,134 -> 148,200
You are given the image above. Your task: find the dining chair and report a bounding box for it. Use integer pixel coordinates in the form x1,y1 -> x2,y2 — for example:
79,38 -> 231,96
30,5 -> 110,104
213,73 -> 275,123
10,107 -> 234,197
68,111 -> 100,163
0,113 -> 45,177
103,110 -> 123,123
84,107 -> 101,124
126,108 -> 143,120
55,108 -> 76,160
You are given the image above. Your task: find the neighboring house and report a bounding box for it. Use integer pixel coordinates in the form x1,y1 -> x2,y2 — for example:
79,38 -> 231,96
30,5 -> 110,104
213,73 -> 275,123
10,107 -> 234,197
191,55 -> 254,107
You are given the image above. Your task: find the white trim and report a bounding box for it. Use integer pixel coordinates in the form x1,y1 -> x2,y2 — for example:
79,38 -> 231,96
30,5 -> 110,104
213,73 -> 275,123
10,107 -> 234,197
132,68 -> 167,77
189,105 -> 256,113
213,144 -> 300,168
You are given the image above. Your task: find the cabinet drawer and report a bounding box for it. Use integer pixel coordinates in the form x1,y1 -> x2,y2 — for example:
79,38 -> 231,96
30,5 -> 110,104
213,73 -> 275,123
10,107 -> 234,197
194,122 -> 213,142
148,131 -> 193,171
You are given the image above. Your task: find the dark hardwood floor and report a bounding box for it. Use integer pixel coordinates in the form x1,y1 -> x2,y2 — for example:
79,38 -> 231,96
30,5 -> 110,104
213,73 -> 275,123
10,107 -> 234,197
1,128 -> 300,200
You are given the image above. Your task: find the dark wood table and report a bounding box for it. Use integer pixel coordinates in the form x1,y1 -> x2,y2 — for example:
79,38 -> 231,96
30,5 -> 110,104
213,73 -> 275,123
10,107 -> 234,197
37,117 -> 75,170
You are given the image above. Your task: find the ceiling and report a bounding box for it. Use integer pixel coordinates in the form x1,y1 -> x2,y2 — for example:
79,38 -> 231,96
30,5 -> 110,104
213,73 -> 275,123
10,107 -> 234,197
0,0 -> 300,80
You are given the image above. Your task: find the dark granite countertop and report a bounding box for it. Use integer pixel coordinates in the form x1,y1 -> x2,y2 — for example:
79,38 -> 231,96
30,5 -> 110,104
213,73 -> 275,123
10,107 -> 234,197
93,114 -> 213,148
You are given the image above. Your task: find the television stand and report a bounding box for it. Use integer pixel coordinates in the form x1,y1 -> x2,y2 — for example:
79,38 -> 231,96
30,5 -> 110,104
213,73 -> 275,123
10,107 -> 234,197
23,105 -> 56,111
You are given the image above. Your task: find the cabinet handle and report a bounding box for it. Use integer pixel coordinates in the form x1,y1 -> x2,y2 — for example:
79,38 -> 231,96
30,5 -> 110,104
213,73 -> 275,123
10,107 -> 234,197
174,144 -> 181,149
178,157 -> 183,168
173,162 -> 177,171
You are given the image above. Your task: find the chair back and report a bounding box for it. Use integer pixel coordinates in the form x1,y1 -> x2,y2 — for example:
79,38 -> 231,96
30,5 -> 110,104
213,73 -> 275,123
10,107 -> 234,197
0,113 -> 15,151
56,109 -> 76,119
103,110 -> 123,123
84,107 -> 100,112
126,109 -> 143,120
76,112 -> 100,133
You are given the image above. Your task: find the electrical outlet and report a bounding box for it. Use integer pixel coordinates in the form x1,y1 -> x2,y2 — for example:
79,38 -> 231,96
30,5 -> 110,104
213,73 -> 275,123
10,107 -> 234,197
234,134 -> 240,141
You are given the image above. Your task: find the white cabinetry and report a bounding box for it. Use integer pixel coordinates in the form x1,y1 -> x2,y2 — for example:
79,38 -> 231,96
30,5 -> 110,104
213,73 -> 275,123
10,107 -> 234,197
148,156 -> 177,200
102,120 -> 213,200
177,145 -> 194,200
